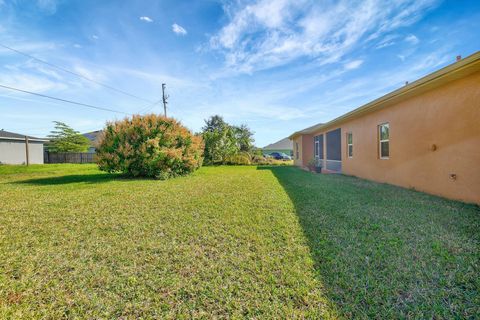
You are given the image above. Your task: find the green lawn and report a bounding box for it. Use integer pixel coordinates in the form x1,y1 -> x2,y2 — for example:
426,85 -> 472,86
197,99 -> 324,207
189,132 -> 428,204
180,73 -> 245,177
0,165 -> 478,318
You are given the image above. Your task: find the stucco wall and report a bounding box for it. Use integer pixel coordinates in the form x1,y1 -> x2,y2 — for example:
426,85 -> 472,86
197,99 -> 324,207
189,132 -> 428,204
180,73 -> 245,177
337,71 -> 480,204
339,71 -> 480,204
293,136 -> 303,166
301,134 -> 313,167
293,134 -> 314,167
0,140 -> 44,164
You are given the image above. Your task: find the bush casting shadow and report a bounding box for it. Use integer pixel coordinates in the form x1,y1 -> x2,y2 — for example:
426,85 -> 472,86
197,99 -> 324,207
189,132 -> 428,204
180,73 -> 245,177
259,166 -> 480,318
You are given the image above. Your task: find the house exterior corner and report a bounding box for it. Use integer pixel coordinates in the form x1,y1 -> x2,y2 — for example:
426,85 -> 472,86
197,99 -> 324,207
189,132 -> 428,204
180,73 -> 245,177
290,51 -> 480,204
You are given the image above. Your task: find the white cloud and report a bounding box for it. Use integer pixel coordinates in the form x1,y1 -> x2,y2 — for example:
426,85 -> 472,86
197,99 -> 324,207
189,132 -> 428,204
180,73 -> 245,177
73,44 -> 82,48
210,0 -> 440,73
376,41 -> 395,49
172,23 -> 187,35
92,35 -> 99,40
104,65 -> 202,91
0,57 -> 111,95
22,60 -> 64,80
344,59 -> 364,70
405,34 -> 420,44
72,65 -> 107,83
376,41 -> 394,49
316,51 -> 452,109
0,73 -> 66,92
375,34 -> 399,49
140,16 -> 153,23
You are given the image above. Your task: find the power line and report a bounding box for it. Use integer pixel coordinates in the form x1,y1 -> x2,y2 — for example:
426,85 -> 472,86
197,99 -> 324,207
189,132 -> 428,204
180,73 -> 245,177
0,42 -> 155,104
1,83 -> 163,115
0,83 -> 130,115
138,99 -> 163,114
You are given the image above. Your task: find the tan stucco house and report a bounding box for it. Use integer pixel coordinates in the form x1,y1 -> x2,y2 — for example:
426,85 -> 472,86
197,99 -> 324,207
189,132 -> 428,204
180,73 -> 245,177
290,51 -> 480,204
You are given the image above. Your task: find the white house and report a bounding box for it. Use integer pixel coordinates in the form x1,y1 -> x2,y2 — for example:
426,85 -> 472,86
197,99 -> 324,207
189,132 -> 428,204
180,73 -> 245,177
0,130 -> 48,164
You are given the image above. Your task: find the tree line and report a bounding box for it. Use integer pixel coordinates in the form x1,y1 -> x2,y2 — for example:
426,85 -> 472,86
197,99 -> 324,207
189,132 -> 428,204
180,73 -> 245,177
45,114 -> 257,178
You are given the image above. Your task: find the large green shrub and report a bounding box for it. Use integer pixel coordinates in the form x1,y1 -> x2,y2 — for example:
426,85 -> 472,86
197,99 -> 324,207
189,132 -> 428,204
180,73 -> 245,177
96,114 -> 203,179
201,115 -> 255,164
202,116 -> 238,164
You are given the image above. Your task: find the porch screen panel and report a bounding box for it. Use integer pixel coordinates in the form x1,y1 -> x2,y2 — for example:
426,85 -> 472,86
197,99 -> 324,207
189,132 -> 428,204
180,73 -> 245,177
326,128 -> 342,172
326,128 -> 341,160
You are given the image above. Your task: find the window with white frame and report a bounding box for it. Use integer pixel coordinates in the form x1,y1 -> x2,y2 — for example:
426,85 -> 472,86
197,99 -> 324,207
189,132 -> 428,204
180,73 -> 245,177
378,123 -> 389,159
347,132 -> 353,158
314,138 -> 319,158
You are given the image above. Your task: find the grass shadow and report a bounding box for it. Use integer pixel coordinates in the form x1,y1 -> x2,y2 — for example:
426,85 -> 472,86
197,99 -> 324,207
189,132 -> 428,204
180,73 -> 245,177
14,173 -> 124,185
258,166 -> 480,318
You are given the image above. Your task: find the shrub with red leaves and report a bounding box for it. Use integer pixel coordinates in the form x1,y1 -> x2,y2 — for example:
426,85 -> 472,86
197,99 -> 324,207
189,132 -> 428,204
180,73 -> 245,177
96,114 -> 203,179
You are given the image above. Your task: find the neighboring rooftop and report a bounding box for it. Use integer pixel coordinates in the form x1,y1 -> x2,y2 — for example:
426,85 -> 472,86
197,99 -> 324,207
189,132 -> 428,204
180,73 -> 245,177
263,137 -> 293,150
83,130 -> 103,145
0,130 -> 48,142
289,51 -> 480,139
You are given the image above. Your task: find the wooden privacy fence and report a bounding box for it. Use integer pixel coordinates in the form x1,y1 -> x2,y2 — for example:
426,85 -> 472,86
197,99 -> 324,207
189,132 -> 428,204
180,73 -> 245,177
44,152 -> 96,164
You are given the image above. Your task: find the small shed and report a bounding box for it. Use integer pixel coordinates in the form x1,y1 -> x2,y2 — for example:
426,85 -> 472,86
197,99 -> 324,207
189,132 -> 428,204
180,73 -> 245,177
0,130 -> 48,164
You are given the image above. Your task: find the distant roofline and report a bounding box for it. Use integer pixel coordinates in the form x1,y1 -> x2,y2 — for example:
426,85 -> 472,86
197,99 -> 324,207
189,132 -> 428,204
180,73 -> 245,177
0,130 -> 49,142
262,137 -> 293,150
289,50 -> 480,139
0,137 -> 49,142
84,130 -> 103,134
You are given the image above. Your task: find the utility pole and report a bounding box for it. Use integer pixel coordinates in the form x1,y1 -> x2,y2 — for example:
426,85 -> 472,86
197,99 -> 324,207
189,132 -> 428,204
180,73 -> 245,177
162,83 -> 169,117
25,136 -> 30,166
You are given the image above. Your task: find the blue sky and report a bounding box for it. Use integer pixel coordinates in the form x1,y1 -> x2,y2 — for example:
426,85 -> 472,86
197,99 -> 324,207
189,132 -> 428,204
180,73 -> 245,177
0,0 -> 479,147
